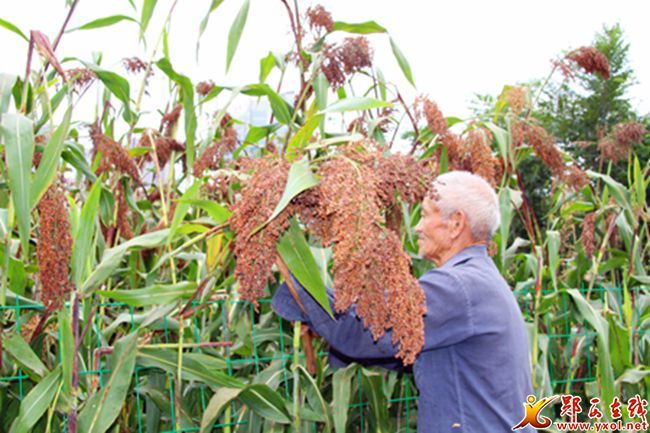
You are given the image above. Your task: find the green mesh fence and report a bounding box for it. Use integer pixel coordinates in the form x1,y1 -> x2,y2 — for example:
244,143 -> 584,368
0,285 -> 646,432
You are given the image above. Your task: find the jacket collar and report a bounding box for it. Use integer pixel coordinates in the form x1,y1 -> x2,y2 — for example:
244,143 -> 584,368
440,244 -> 488,268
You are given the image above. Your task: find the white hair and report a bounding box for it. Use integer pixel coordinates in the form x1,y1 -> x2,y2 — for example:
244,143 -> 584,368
430,171 -> 500,242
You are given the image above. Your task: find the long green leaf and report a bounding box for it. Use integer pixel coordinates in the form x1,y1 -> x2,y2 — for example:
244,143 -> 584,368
632,275 -> 650,284
566,289 -> 615,417
485,122 -> 510,165
156,58 -> 197,167
615,367 -> 650,385
243,124 -> 279,145
9,367 -> 62,433
4,333 -> 49,380
297,365 -> 332,432
71,180 -> 102,286
69,15 -> 137,32
169,180 -> 201,241
97,281 -> 197,306
319,97 -> 391,114
332,21 -> 386,34
547,230 -> 560,291
389,37 -> 414,87
82,229 -> 171,293
58,308 -> 74,397
286,114 -> 323,162
140,0 -> 157,37
200,387 -> 241,433
238,384 -> 291,424
332,365 -> 356,433
361,369 -> 391,433
259,52 -> 276,83
226,0 -> 250,72
0,17 -> 28,41
0,208 -> 7,239
177,199 -> 231,224
1,114 -> 34,254
197,0 -> 225,57
82,62 -> 133,122
632,155 -> 645,210
78,332 -> 138,433
265,157 -> 319,225
587,170 -> 632,211
277,218 -> 333,318
0,73 -> 17,113
31,106 -> 72,208
137,348 -> 244,389
242,84 -> 293,125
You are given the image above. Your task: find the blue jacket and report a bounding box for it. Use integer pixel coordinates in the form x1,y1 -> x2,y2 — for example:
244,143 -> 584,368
271,245 -> 535,432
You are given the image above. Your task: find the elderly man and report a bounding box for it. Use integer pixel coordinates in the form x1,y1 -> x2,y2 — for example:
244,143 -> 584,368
272,171 -> 534,432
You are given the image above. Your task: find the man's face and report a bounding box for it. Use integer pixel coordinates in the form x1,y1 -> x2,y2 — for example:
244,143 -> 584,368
414,197 -> 450,265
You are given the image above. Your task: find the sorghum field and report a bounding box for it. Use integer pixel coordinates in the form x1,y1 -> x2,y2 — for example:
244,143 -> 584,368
0,1 -> 648,432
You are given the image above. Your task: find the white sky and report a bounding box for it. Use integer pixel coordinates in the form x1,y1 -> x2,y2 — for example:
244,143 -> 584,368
2,0 -> 649,120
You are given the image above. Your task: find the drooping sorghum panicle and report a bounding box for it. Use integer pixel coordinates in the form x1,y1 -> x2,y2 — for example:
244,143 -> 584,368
203,170 -> 238,203
376,107 -> 395,133
37,185 -> 73,311
318,156 -> 425,364
290,186 -> 333,245
562,165 -> 590,192
230,157 -> 292,307
306,4 -> 334,33
599,121 -> 647,164
347,117 -> 367,136
566,46 -> 611,80
515,121 -> 565,177
321,43 -> 346,89
597,136 -> 619,164
374,153 -> 432,208
32,135 -> 47,168
414,96 -> 448,136
90,124 -> 141,182
161,104 -> 183,136
139,129 -> 186,168
115,182 -> 134,240
32,151 -> 42,168
580,212 -> 597,257
551,58 -> 575,80
294,80 -> 315,111
612,121 -> 646,147
510,119 -> 527,148
318,157 -> 387,327
604,205 -> 621,248
147,189 -> 162,202
379,230 -> 426,365
122,57 -> 149,74
338,37 -> 373,75
439,132 -> 469,171
65,68 -> 96,91
192,116 -> 238,177
466,128 -> 500,187
196,80 -> 216,97
504,86 -> 529,114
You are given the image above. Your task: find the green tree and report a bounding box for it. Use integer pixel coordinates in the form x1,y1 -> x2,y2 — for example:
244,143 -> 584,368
535,23 -> 648,182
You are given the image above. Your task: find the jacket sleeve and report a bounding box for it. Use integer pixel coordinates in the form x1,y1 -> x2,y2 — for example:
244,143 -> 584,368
418,268 -> 474,350
271,274 -> 402,364
270,268 -> 474,363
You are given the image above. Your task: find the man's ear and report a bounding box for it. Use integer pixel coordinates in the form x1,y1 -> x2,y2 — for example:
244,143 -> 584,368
449,210 -> 466,239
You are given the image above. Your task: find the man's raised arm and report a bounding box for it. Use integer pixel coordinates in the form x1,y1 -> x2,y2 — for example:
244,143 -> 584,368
271,266 -> 474,366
